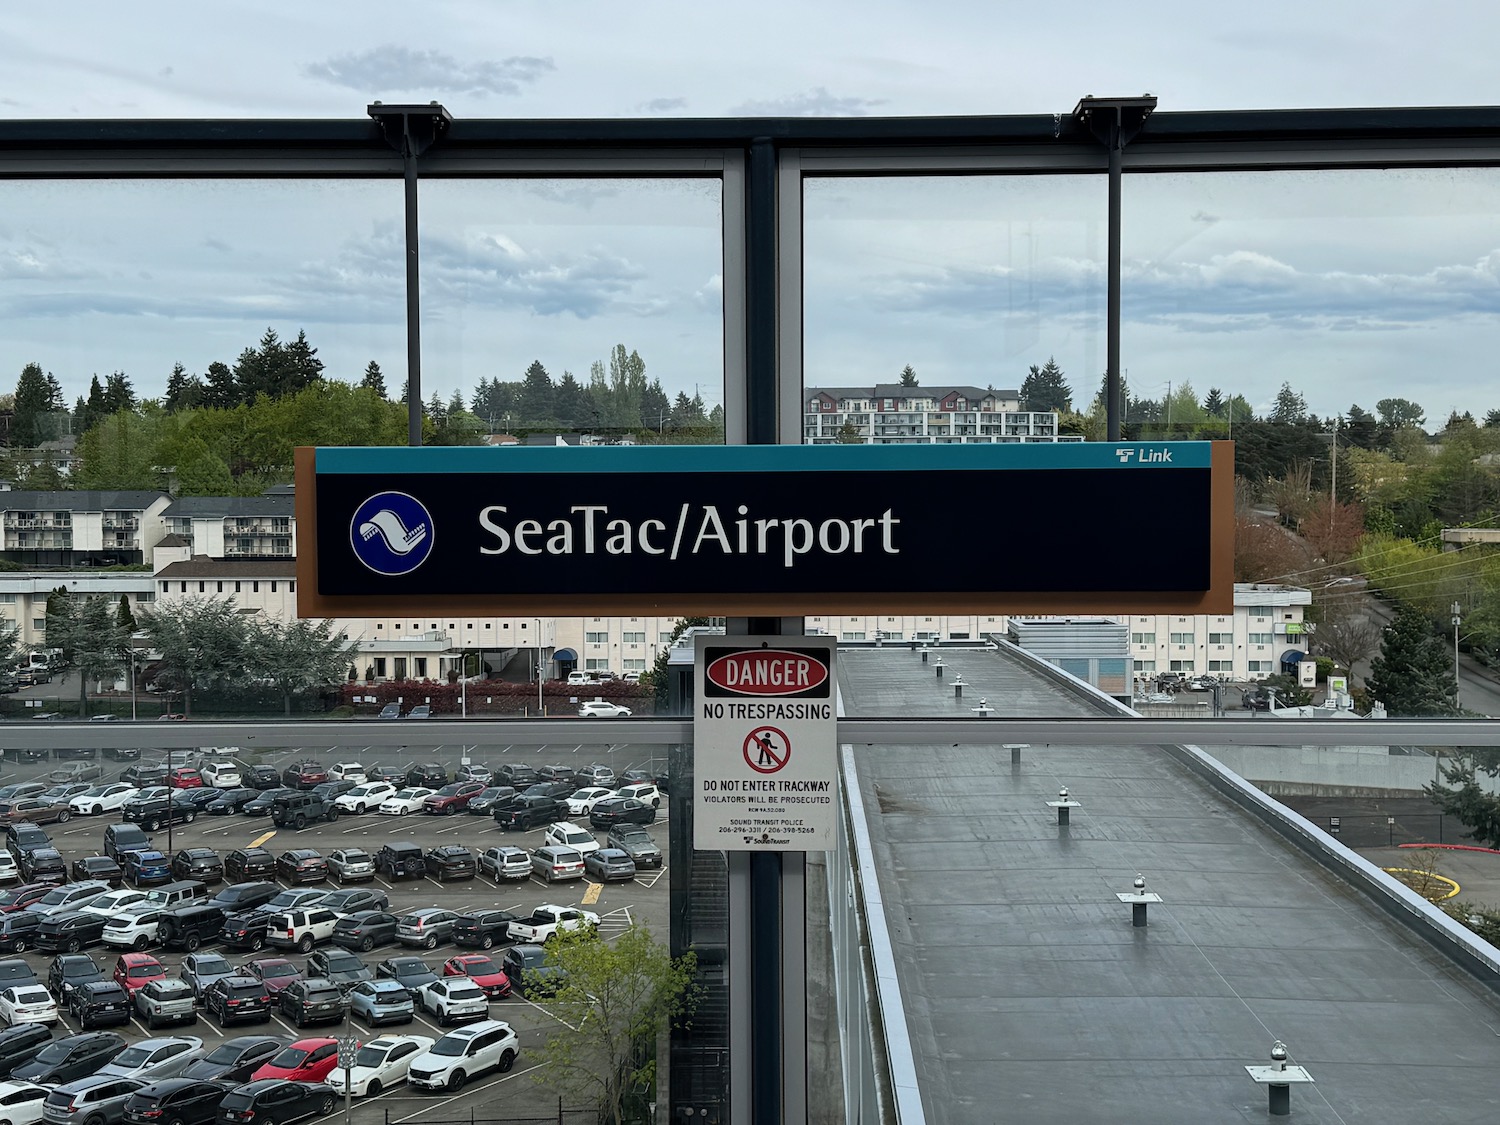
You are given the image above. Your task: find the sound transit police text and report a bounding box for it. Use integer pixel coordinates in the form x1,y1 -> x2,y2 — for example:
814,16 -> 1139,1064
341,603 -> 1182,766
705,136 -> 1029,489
479,503 -> 900,567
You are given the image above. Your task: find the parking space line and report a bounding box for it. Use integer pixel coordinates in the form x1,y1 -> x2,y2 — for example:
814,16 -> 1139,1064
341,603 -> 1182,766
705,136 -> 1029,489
270,1012 -> 298,1035
385,1063 -> 544,1122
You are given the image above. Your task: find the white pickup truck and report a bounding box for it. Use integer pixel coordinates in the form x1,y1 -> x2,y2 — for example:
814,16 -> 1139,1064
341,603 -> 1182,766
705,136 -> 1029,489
506,904 -> 600,944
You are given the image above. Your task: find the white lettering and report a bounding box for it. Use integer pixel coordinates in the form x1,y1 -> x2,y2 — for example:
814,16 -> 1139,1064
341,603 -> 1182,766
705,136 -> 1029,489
818,518 -> 850,554
879,509 -> 901,553
783,518 -> 814,567
639,519 -> 665,555
572,505 -> 606,553
693,506 -> 732,554
545,519 -> 572,554
478,506 -> 510,555
514,519 -> 543,555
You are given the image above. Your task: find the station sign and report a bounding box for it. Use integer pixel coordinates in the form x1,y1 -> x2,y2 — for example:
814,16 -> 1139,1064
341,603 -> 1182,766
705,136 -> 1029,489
693,636 -> 837,851
295,441 -> 1233,616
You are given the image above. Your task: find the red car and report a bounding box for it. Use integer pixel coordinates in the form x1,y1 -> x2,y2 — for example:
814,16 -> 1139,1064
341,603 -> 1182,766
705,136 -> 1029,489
442,953 -> 512,998
168,767 -> 204,789
422,782 -> 487,816
0,883 -> 53,913
250,1037 -> 341,1082
243,956 -> 303,995
113,952 -> 166,995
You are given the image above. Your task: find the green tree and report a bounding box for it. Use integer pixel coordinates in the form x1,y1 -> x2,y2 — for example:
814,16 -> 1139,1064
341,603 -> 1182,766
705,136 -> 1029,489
1344,404 -> 1379,449
899,364 -> 918,387
164,364 -> 204,413
281,330 -> 324,395
836,419 -> 862,443
642,616 -> 710,712
244,617 -> 355,716
1367,603 -> 1458,716
1485,408 -> 1500,429
45,591 -> 127,717
115,595 -> 136,634
1203,387 -> 1225,417
103,372 -> 136,415
12,362 -> 52,447
138,597 -> 249,718
1426,758 -> 1500,849
202,361 -> 238,409
360,361 -> 387,399
1269,382 -> 1308,425
1019,357 -> 1071,412
531,926 -> 698,1125
555,371 -> 592,430
519,360 -> 555,426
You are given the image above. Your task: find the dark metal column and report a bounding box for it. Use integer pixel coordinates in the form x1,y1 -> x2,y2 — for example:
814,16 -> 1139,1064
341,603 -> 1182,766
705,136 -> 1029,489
367,103 -> 453,448
1072,95 -> 1157,442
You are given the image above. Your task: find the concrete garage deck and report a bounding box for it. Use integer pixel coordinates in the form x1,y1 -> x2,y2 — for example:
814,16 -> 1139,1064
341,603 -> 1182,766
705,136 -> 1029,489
836,647 -> 1500,1124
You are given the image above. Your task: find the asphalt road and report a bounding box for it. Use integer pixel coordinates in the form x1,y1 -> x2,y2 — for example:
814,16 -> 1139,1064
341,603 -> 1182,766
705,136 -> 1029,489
0,744 -> 671,1124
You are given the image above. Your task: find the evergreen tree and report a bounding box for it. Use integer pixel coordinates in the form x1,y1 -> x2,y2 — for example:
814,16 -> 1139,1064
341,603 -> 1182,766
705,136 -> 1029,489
425,391 -> 447,423
202,362 -> 238,409
1344,403 -> 1379,449
1269,382 -> 1308,425
640,378 -> 670,434
519,361 -> 555,425
446,389 -> 466,416
899,364 -> 918,387
81,375 -> 108,432
12,363 -> 52,447
554,371 -> 590,430
116,594 -> 136,634
1485,408 -> 1500,429
71,395 -> 89,436
1366,603 -> 1458,716
1019,356 -> 1071,412
164,364 -> 195,412
103,371 -> 136,414
280,331 -> 324,395
1203,387 -> 1225,417
360,361 -> 387,399
836,419 -> 863,443
1425,758 -> 1500,849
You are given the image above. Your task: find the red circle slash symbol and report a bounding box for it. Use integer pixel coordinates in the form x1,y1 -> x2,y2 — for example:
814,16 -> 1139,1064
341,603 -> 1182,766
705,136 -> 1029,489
743,726 -> 791,773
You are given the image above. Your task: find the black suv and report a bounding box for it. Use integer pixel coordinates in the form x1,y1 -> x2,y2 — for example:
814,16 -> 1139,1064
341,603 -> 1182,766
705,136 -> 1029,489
124,791 -> 199,831
242,765 -> 281,790
374,842 -> 425,880
281,762 -> 329,790
0,1022 -> 52,1078
20,846 -> 67,884
210,881 -> 281,915
171,848 -> 224,884
4,823 -> 52,858
522,781 -> 575,799
160,902 -> 228,951
217,1080 -> 333,1125
271,793 -> 340,829
181,1035 -> 285,1082
496,795 -> 567,830
495,764 -> 538,787
203,976 -> 273,1026
402,763 -> 448,788
119,764 -> 169,788
36,911 -> 109,954
11,1030 -> 127,1083
47,952 -> 104,999
452,910 -> 521,950
225,847 -> 276,883
71,854 -> 125,885
68,979 -> 132,1029
278,978 -> 347,1028
0,912 -> 41,953
424,846 -> 476,882
123,1078 -> 229,1125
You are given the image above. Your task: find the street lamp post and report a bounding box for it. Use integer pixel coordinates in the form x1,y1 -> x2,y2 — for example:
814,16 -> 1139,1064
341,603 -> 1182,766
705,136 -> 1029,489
1452,602 -> 1462,712
129,649 -> 137,722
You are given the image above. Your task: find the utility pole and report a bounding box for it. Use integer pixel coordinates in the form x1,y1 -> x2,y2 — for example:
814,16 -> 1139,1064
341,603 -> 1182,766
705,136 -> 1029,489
1452,602 -> 1462,712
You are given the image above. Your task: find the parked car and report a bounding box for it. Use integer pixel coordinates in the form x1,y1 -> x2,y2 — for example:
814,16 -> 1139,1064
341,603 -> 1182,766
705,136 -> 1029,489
99,1037 -> 204,1082
166,769 -> 204,790
122,793 -> 197,833
241,766 -> 282,791
326,849 -> 375,884
0,799 -> 71,827
80,887 -> 147,920
133,979 -> 198,1030
405,1020 -> 518,1091
495,796 -> 566,831
158,903 -> 227,952
376,704 -> 401,720
583,848 -> 637,882
4,824 -> 52,860
0,1080 -> 47,1125
422,783 -> 485,816
373,843 -> 425,881
71,855 -> 124,886
452,910 -> 522,951
241,958 -> 301,997
123,851 -> 172,888
327,763 -> 367,783
224,849 -> 275,884
215,1079 -> 333,1125
0,960 -> 36,990
240,789 -> 294,817
199,763 -> 242,789
589,797 -> 657,828
36,911 -> 111,954
270,792 -> 340,830
578,700 -> 632,718
423,846 -> 476,882
0,853 -> 17,885
522,781 -> 575,800
564,787 -> 616,817
121,1078 -> 230,1125
0,913 -> 41,954
273,851 -> 327,886
347,980 -> 414,1027
204,789 -> 258,815
0,1024 -> 53,1080
332,784 -> 395,815
277,979 -> 347,1029
265,907 -> 340,954
378,789 -> 434,817
365,765 -> 406,784
478,847 -> 531,882
441,954 -> 511,998
500,944 -> 562,998
304,949 -> 371,994
11,1032 -> 128,1085
0,885 -> 51,914
606,825 -> 662,868
118,766 -> 168,789
169,849 -> 223,885
403,706 -> 431,720
201,977 -> 272,1028
374,957 -> 439,993
102,824 -> 152,865
249,1038 -> 339,1083
68,980 -> 132,1030
180,1036 -> 287,1082
40,1074 -> 147,1125
529,846 -> 585,884
325,1034 -> 433,1098
465,787 -> 517,817
494,764 -> 538,787
207,882 -> 280,917
101,906 -> 165,952
112,953 -> 166,996
279,763 -> 328,792
331,911 -> 399,953
18,849 -> 66,886
542,822 -> 601,857
396,909 -> 460,951
412,979 -> 487,1026
29,880 -> 113,917
454,763 -> 492,784
178,952 -> 236,999
613,782 -> 662,807
0,985 -> 58,1026
402,763 -> 446,788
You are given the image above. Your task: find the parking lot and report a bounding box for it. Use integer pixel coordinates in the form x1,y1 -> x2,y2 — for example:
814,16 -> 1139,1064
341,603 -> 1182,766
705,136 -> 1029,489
0,737 -> 671,1124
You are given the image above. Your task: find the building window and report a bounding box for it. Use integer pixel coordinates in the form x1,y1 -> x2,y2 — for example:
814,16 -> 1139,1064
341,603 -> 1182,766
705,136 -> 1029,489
586,632 -> 609,644
136,593 -> 154,603
198,582 -> 205,592
374,658 -> 387,678
586,658 -> 611,671
1208,660 -> 1233,672
271,582 -> 278,593
1208,632 -> 1232,645
1248,633 -> 1273,645
1248,660 -> 1272,673
1133,660 -> 1156,673
1248,606 -> 1272,618
32,619 -> 44,632
949,631 -> 970,640
879,630 -> 903,641
842,631 -> 866,641
1170,660 -> 1195,672
216,582 -> 224,593
1170,632 -> 1193,645
414,658 -> 427,678
0,595 -> 14,604
623,631 -> 646,644
1131,632 -> 1155,645
289,581 -> 295,592
160,582 -> 168,593
235,582 -> 241,593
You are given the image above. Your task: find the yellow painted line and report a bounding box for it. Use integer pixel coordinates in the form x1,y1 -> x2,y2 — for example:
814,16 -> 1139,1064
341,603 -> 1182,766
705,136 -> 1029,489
1382,867 -> 1461,900
250,829 -> 277,848
581,881 -> 602,905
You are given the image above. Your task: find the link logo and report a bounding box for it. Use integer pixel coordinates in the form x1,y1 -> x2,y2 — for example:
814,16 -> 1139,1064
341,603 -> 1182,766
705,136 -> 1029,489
1115,446 -> 1173,465
1115,448 -> 1135,462
350,492 -> 434,576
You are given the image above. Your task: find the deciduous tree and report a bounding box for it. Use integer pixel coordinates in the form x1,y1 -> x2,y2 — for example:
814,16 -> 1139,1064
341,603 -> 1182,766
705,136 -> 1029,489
138,597 -> 249,718
244,617 -> 356,716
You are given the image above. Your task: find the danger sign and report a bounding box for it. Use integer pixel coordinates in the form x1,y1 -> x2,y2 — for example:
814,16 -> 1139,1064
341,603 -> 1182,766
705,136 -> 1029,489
694,636 -> 837,852
744,726 -> 791,773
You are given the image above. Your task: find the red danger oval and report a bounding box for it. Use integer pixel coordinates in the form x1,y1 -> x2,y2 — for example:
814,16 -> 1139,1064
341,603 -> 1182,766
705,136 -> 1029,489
706,650 -> 828,696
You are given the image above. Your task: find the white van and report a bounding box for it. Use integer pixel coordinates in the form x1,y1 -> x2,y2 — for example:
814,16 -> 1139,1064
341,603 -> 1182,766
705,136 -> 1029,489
565,672 -> 594,686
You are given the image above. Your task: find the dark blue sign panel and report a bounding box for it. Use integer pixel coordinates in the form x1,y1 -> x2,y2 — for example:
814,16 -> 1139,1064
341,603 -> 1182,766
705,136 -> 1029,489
296,442 -> 1232,615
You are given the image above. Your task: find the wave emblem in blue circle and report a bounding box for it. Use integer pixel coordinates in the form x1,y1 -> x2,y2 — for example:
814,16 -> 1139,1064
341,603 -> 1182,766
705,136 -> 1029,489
350,492 -> 435,577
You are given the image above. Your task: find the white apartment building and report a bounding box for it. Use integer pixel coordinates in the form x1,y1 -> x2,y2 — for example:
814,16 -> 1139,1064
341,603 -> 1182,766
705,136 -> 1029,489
156,490 -> 295,562
0,488 -> 170,569
1125,583 -> 1313,682
0,573 -> 158,649
804,384 -> 1082,444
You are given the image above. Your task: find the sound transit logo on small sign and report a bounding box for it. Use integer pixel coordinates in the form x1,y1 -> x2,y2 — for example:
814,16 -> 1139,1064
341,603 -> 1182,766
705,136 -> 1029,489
350,492 -> 434,577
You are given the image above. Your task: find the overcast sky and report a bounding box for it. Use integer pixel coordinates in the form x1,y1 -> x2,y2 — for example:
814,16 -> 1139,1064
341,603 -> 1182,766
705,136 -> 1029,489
3,1 -> 1499,424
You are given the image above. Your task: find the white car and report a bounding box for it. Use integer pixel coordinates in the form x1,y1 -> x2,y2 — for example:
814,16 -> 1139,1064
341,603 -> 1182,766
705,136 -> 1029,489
325,1034 -> 435,1097
98,1036 -> 204,1080
564,787 -> 615,816
102,903 -> 165,949
81,887 -> 149,919
407,1020 -> 518,1090
0,1081 -> 50,1125
335,782 -> 396,815
0,852 -> 17,884
614,782 -> 661,808
200,762 -> 242,789
542,821 -> 601,857
579,700 -> 632,718
379,787 -> 435,816
0,986 -> 57,1026
69,782 -> 140,816
412,979 -> 489,1026
329,762 -> 368,783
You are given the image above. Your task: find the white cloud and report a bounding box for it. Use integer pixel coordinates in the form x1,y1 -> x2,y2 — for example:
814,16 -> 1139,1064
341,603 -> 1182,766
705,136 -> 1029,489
730,87 -> 886,116
302,46 -> 554,97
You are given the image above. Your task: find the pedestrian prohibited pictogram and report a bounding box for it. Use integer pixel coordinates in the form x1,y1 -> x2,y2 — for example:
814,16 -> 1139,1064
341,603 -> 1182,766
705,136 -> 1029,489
744,726 -> 791,773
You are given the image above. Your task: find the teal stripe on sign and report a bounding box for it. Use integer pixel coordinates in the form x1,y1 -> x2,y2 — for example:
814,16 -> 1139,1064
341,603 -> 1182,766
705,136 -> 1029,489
315,442 -> 1213,474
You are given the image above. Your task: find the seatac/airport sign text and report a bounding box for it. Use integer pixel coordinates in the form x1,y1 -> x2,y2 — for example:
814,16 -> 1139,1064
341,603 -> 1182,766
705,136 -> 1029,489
295,442 -> 1233,616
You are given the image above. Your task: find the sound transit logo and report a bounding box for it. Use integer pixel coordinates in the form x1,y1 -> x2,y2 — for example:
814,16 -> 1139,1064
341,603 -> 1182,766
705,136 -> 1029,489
350,492 -> 434,576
